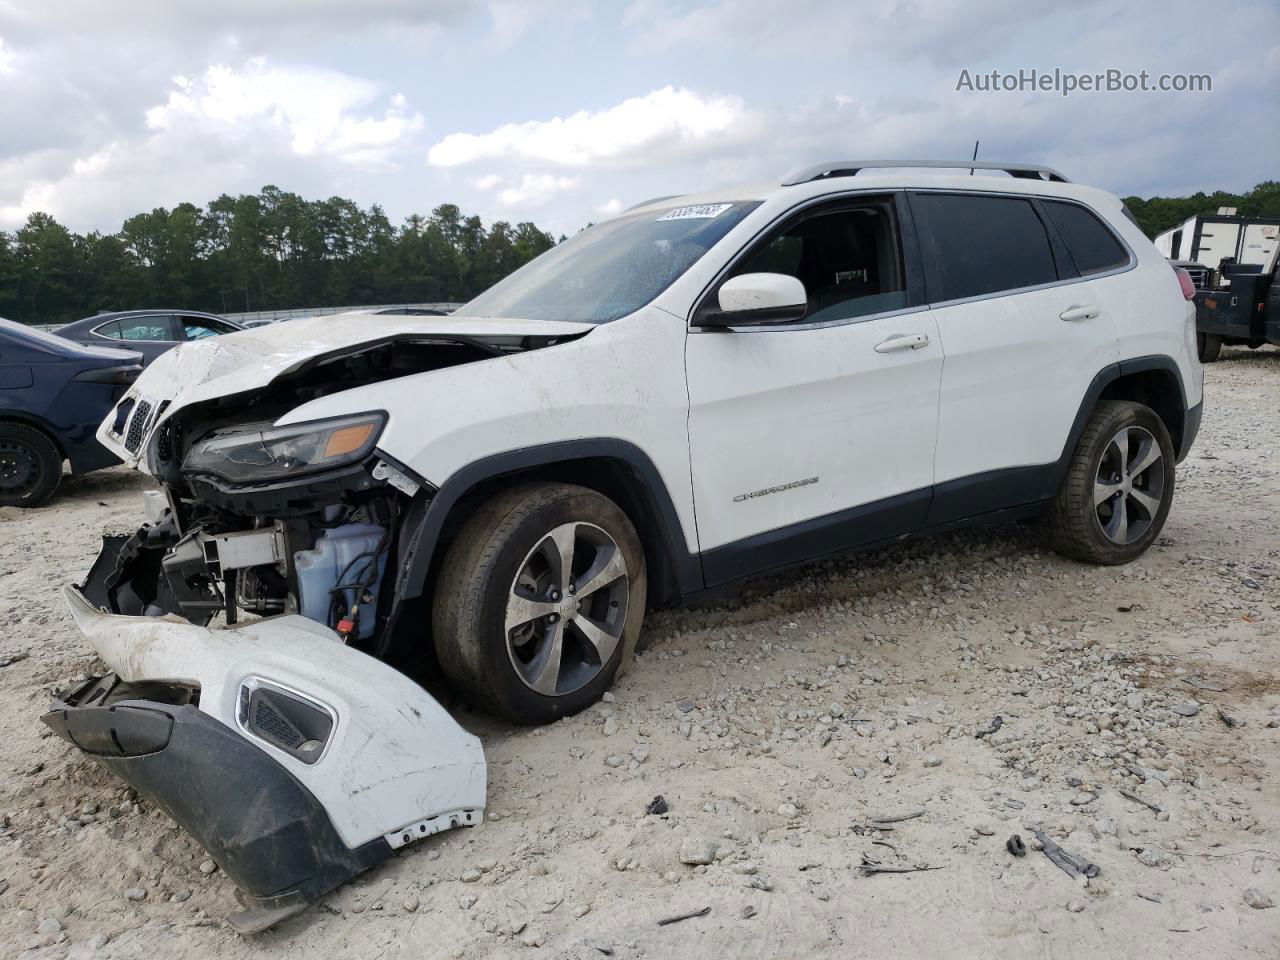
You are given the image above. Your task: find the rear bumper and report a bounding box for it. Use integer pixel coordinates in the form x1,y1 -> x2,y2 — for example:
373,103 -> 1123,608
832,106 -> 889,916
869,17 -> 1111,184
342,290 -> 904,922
49,585 -> 487,932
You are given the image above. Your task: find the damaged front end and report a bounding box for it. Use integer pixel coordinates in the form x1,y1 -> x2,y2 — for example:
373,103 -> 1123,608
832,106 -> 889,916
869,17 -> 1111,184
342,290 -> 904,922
86,408 -> 410,645
39,319 -> 579,931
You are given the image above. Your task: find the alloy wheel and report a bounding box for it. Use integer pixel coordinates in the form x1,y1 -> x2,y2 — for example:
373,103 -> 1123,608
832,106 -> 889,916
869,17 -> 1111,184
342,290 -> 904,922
1093,425 -> 1165,545
505,521 -> 630,696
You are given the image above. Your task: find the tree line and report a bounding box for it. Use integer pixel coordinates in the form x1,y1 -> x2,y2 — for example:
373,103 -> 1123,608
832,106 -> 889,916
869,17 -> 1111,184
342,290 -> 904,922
0,186 -> 558,326
3,179 -> 1277,326
1122,181 -> 1280,241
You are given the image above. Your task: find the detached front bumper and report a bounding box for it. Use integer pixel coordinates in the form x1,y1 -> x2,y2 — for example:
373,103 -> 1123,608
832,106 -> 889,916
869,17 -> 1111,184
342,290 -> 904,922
46,586 -> 486,933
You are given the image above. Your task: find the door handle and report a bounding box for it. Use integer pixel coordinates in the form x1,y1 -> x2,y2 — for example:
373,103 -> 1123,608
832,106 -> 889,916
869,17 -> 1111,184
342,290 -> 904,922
874,333 -> 930,353
1059,305 -> 1100,322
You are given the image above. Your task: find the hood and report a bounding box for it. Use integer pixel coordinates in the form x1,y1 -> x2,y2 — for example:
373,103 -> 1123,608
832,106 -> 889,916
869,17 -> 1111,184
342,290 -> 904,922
96,312 -> 594,468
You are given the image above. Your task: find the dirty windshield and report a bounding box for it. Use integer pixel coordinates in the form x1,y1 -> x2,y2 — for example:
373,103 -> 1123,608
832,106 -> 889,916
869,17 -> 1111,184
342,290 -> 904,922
454,201 -> 760,324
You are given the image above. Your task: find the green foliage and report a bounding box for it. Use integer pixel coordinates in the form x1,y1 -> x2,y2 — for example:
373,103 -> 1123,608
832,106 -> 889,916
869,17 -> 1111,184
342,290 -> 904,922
1122,181 -> 1280,240
0,187 -> 557,325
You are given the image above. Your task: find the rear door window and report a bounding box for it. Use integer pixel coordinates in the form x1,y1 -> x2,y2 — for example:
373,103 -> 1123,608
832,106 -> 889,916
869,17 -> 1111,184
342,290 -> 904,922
911,193 -> 1059,302
114,316 -> 176,341
1041,200 -> 1129,275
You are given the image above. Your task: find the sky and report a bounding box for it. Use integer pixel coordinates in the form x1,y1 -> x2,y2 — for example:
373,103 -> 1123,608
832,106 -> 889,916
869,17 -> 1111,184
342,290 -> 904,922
0,0 -> 1276,237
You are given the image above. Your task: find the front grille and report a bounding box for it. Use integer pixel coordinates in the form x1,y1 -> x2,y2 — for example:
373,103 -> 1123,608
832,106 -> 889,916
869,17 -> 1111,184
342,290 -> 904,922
124,399 -> 153,454
1184,266 -> 1209,289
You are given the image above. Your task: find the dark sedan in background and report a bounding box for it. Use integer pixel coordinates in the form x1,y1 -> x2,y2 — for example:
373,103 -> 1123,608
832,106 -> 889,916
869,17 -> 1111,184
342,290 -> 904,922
0,318 -> 142,506
55,309 -> 244,365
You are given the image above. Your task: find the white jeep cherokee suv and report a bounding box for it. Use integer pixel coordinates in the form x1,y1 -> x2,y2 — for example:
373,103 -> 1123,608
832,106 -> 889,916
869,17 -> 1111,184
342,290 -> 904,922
44,161 -> 1201,925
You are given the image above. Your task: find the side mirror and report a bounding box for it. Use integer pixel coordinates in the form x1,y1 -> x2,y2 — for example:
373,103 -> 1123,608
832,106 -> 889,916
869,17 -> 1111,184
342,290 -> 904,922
699,272 -> 807,327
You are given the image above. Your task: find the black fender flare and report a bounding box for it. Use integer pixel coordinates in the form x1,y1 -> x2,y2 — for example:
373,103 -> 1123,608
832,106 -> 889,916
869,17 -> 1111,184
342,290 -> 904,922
380,439 -> 702,652
1061,355 -> 1193,472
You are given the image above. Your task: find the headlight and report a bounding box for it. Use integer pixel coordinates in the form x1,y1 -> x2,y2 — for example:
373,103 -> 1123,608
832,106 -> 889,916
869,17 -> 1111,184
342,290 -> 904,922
182,413 -> 386,483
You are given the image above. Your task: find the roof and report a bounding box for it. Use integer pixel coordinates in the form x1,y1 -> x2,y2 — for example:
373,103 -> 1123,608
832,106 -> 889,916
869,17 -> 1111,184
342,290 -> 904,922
622,162 -> 1118,219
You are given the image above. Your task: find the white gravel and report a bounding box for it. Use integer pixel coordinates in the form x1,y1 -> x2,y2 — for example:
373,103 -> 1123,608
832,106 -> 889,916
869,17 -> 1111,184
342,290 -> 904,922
2,348 -> 1279,958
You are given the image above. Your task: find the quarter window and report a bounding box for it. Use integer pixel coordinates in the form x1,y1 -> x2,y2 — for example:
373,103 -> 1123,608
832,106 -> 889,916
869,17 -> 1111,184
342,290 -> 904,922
181,317 -> 234,340
912,193 -> 1058,302
1042,200 -> 1129,275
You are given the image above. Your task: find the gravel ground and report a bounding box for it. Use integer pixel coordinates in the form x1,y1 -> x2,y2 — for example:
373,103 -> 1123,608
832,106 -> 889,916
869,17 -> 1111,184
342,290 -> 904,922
2,348 -> 1278,959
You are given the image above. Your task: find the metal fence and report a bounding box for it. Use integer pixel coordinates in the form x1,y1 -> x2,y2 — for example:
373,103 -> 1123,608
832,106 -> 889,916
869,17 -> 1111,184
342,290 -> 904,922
27,303 -> 465,332
222,303 -> 463,324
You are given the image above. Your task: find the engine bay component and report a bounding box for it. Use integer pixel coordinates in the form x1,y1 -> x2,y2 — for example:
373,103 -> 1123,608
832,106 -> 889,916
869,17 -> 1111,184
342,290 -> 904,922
294,522 -> 388,642
201,525 -> 287,577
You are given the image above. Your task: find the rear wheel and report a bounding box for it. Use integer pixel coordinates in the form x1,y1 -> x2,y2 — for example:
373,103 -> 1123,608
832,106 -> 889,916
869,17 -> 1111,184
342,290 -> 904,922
1047,401 -> 1175,565
0,423 -> 62,507
1197,332 -> 1222,363
432,483 -> 647,724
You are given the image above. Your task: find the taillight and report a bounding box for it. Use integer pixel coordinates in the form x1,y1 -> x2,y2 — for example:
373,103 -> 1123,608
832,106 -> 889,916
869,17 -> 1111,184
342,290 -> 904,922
73,364 -> 143,385
1174,267 -> 1196,301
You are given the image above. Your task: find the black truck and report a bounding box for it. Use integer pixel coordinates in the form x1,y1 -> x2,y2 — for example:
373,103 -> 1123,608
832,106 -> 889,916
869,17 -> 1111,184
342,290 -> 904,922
1189,250 -> 1280,362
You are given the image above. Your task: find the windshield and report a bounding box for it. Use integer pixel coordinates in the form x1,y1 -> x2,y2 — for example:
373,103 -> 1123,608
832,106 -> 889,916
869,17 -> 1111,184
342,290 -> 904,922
455,201 -> 760,323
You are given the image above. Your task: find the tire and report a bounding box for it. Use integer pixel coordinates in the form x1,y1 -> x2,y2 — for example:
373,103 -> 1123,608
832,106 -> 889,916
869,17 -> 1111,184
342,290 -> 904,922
0,423 -> 62,507
432,482 -> 647,725
1047,400 -> 1175,565
1197,332 -> 1222,363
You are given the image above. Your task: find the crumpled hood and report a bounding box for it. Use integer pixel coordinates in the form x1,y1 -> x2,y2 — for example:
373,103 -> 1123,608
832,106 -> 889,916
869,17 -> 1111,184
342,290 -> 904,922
97,311 -> 594,468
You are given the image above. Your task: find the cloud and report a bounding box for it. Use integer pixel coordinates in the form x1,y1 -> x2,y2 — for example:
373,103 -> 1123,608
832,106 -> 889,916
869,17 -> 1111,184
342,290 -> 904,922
145,60 -> 423,167
485,0 -> 588,48
0,59 -> 424,229
0,1 -> 474,46
0,0 -> 1276,241
621,0 -> 1073,65
497,173 -> 578,207
427,86 -> 755,168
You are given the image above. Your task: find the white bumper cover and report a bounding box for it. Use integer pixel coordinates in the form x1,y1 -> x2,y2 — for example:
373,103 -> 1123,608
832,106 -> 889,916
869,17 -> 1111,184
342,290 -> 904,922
63,585 -> 486,851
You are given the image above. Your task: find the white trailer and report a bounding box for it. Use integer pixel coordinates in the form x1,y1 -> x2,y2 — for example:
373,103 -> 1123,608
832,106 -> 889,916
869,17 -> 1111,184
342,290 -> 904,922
1154,210 -> 1280,273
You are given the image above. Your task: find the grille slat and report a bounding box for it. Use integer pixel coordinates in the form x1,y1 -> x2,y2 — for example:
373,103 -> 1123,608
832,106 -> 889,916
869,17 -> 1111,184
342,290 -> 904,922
123,400 -> 153,454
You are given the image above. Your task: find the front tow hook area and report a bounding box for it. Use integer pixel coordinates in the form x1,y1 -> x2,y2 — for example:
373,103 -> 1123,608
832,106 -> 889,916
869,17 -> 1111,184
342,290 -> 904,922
50,586 -> 488,933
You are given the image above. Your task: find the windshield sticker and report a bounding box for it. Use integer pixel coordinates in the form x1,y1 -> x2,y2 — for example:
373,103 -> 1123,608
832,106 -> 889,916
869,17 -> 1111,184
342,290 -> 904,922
657,203 -> 733,221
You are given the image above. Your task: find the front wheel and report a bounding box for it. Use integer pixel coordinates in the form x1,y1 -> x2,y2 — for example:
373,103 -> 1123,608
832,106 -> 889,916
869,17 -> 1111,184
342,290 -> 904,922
1047,400 -> 1175,565
432,483 -> 647,724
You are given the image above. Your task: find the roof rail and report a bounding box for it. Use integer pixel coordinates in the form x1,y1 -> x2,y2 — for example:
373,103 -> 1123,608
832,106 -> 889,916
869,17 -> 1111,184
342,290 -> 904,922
781,160 -> 1070,187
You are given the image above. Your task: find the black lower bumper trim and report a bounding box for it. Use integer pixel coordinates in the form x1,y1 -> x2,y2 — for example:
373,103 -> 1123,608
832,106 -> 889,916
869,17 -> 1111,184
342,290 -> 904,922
1178,400 -> 1203,463
42,676 -> 392,931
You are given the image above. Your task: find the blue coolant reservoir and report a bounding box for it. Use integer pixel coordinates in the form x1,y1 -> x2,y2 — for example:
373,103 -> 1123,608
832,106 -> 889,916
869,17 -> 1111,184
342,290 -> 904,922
294,523 -> 387,640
